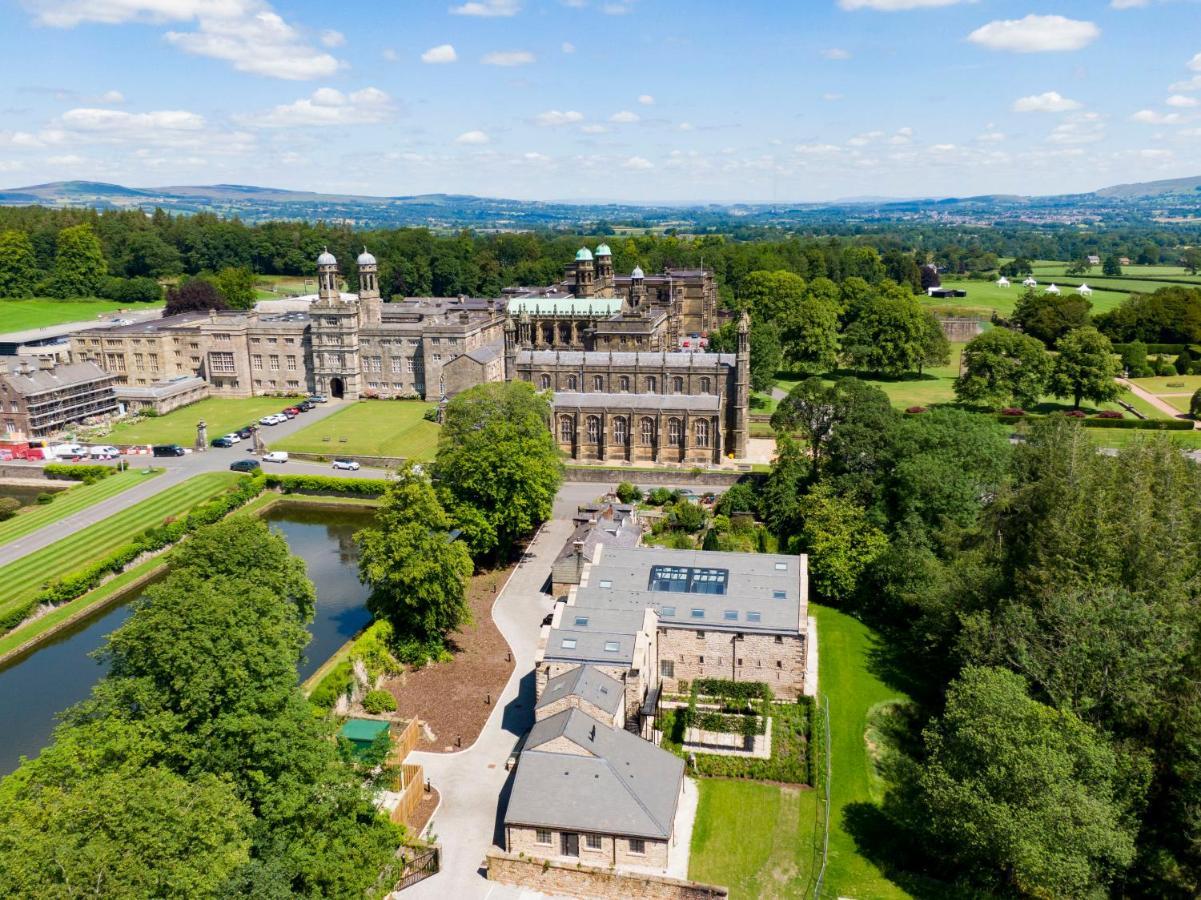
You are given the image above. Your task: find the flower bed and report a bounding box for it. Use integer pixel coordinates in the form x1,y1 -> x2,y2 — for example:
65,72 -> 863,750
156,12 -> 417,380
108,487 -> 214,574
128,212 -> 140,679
659,697 -> 813,783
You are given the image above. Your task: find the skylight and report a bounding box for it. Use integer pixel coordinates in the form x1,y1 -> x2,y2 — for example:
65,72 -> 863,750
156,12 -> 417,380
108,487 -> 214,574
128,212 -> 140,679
604,641 -> 620,653
562,638 -> 577,649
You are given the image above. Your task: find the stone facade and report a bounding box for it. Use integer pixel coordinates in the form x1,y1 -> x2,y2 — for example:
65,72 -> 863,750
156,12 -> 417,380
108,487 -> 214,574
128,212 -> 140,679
0,358 -> 118,440
505,825 -> 670,870
535,693 -> 623,730
657,628 -> 805,699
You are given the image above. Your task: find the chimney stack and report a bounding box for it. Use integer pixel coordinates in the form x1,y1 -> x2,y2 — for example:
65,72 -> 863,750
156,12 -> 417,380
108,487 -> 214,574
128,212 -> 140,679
37,356 -> 55,372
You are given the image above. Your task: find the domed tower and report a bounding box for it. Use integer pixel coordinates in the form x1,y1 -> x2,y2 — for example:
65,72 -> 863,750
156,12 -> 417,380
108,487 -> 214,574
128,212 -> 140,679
356,248 -> 382,325
316,247 -> 340,301
595,243 -> 614,297
627,265 -> 647,312
573,247 -> 595,298
310,248 -> 361,400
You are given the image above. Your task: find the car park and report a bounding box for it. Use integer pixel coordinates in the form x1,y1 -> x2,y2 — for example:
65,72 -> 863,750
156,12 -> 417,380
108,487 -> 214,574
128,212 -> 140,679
229,459 -> 261,473
211,436 -> 234,448
297,401 -> 314,412
237,427 -> 254,439
308,394 -> 327,404
332,458 -> 360,471
262,450 -> 289,463
281,409 -> 297,419
259,414 -> 286,426
152,444 -> 186,457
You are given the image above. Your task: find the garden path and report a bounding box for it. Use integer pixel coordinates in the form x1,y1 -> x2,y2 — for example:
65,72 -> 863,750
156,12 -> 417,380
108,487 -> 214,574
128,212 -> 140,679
1119,378 -> 1199,427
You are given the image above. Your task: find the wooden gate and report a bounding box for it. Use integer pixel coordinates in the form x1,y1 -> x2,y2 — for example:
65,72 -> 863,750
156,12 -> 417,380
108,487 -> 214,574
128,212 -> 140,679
394,845 -> 440,892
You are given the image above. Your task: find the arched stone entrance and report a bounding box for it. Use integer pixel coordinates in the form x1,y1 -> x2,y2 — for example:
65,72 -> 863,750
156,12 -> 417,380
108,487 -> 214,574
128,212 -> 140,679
330,377 -> 345,399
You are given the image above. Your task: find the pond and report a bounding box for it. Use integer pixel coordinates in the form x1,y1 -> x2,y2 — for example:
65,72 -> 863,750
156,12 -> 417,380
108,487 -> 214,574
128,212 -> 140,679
0,503 -> 375,775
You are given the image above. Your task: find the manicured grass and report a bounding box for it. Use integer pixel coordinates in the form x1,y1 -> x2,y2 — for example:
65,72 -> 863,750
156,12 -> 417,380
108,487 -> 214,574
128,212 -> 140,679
1086,428 -> 1201,450
0,298 -> 163,333
689,780 -> 820,899
0,472 -> 243,625
104,396 -> 305,446
1128,374 -> 1201,396
927,280 -> 1129,317
1163,395 -> 1196,414
273,400 -> 440,460
0,469 -> 160,546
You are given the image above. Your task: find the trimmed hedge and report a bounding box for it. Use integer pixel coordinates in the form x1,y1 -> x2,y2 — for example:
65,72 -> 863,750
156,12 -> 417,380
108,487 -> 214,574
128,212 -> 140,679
264,474 -> 390,497
43,464 -> 115,481
661,698 -> 812,783
691,678 -> 774,702
998,414 -> 1194,430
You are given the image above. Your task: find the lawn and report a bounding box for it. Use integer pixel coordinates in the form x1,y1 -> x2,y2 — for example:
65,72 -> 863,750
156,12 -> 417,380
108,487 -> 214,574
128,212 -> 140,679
0,469 -> 160,546
273,400 -> 440,460
0,298 -> 163,333
0,471 -> 244,628
1128,374 -> 1201,397
104,396 -> 305,446
928,280 -> 1129,317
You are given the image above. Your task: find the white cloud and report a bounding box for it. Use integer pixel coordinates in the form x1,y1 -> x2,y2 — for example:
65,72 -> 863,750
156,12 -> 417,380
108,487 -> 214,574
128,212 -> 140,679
1111,0 -> 1149,7
1012,91 -> 1081,113
481,50 -> 534,66
47,153 -> 87,166
421,43 -> 457,63
523,151 -> 550,163
610,110 -> 639,123
1166,94 -> 1199,108
1170,75 -> 1201,93
822,92 -> 844,102
25,0 -> 342,79
98,89 -> 124,104
822,48 -> 851,60
1190,52 -> 1201,72
677,122 -> 694,131
455,130 -> 490,144
1139,148 -> 1173,159
623,155 -> 653,170
561,41 -> 576,54
638,94 -> 655,105
1131,109 -> 1182,125
838,0 -> 972,9
62,107 -> 205,133
320,29 -> 344,47
382,48 -> 398,62
889,126 -> 914,145
451,0 -> 520,16
1048,111 -> 1105,144
968,15 -> 1099,53
848,130 -> 884,146
580,123 -> 609,134
976,130 -> 1006,143
534,109 -> 584,126
248,87 -> 393,128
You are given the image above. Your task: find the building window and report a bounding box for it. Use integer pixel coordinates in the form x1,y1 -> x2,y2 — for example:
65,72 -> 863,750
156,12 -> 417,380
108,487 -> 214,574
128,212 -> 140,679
775,635 -> 784,644
667,418 -> 682,446
540,373 -> 551,390
695,419 -> 710,448
391,358 -> 403,374
561,638 -> 577,650
700,376 -> 711,393
574,616 -> 589,626
661,606 -> 676,617
628,839 -> 645,856
559,416 -> 574,443
672,376 -> 684,393
619,375 -> 630,392
287,355 -> 297,371
747,611 -> 762,623
536,829 -> 552,845
691,609 -> 705,619
585,834 -> 602,851
724,610 -> 738,621
408,359 -> 417,374
598,579 -> 612,588
640,417 -> 655,445
604,641 -> 620,653
133,353 -> 144,369
593,375 -> 604,391
269,354 -> 280,371
612,416 -> 628,445
645,375 -> 657,392
209,352 -> 235,374
252,355 -> 263,370
660,660 -> 674,678
567,374 -> 578,391
587,415 -> 600,442
773,590 -> 787,599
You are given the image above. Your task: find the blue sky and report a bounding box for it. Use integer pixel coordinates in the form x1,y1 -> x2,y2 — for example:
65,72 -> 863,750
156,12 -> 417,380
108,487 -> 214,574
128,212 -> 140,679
1,0 -> 1200,202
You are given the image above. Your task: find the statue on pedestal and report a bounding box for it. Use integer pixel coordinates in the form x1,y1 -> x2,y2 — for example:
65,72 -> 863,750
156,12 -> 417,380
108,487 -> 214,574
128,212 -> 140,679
195,419 -> 207,452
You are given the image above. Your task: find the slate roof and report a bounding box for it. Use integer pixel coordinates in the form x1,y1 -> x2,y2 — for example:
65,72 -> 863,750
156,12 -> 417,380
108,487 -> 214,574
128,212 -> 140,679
535,665 -> 624,718
461,341 -> 503,364
517,349 -> 735,368
506,708 -> 684,839
0,361 -> 113,396
552,391 -> 722,412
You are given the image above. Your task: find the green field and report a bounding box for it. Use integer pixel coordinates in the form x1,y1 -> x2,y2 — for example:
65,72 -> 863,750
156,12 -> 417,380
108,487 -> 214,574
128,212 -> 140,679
104,396 -> 305,446
0,469 -> 160,546
928,280 -> 1130,317
0,472 -> 243,627
0,298 -> 164,333
1128,374 -> 1201,397
255,274 -> 318,300
273,400 -> 440,459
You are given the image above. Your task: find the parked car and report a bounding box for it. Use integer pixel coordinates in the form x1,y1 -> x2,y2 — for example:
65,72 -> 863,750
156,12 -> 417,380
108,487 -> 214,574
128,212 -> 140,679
236,426 -> 254,439
332,458 -> 360,471
211,436 -> 234,448
281,409 -> 297,419
152,444 -> 185,457
262,450 -> 289,464
88,445 -> 120,460
259,414 -> 285,426
222,432 -> 241,444
229,459 -> 261,473
297,401 -> 314,412
308,394 -> 328,404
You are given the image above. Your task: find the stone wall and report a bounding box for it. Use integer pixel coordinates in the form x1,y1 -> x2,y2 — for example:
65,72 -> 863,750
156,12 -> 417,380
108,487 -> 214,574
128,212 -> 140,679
563,467 -> 751,486
486,849 -> 727,900
536,694 -> 623,729
936,316 -> 984,343
658,629 -> 805,699
506,826 -> 669,870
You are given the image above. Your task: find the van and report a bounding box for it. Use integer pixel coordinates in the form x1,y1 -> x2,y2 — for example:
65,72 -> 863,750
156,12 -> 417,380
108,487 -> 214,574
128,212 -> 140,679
152,444 -> 186,457
262,450 -> 288,464
89,445 -> 120,460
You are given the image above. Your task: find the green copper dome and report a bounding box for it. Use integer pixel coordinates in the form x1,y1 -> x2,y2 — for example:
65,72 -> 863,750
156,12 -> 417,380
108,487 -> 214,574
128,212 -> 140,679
575,247 -> 593,261
595,243 -> 611,257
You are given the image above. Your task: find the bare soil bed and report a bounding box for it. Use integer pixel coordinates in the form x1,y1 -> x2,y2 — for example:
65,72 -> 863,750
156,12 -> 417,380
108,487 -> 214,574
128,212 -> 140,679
385,565 -> 517,752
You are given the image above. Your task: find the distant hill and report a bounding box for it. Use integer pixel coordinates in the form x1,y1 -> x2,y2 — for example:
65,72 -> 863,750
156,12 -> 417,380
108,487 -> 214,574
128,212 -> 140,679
1095,176 -> 1201,199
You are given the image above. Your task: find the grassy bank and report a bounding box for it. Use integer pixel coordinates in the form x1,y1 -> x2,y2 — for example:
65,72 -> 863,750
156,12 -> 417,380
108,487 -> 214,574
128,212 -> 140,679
0,469 -> 160,546
0,298 -> 163,332
273,400 -> 440,459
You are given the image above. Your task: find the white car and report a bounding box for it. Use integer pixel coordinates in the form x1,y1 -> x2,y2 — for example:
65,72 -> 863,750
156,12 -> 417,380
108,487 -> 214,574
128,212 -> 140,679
88,445 -> 121,460
262,450 -> 289,463
259,414 -> 285,426
332,458 -> 360,471
222,432 -> 242,444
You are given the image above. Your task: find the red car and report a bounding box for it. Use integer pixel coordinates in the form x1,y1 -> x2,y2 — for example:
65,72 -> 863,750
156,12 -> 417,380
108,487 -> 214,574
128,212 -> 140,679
281,408 -> 297,419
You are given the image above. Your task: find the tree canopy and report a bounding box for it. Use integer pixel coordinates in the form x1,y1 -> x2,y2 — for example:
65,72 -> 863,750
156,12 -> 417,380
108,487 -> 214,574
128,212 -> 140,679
954,328 -> 1051,409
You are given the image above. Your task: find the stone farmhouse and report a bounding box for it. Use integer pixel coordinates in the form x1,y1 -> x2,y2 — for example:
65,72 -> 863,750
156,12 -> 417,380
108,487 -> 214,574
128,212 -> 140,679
68,247 -> 750,460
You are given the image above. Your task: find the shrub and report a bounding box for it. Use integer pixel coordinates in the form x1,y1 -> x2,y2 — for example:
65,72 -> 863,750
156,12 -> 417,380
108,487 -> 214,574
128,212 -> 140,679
646,487 -> 674,506
1176,352 -> 1193,375
0,496 -> 21,521
1001,407 -> 1026,417
1064,410 -> 1087,418
615,482 -> 642,503
905,406 -> 928,414
264,474 -> 389,497
1191,388 -> 1201,419
309,659 -> 354,709
35,492 -> 55,504
422,407 -> 440,423
1095,410 -> 1124,419
362,690 -> 397,715
44,463 -> 114,481
1157,360 -> 1178,377
692,678 -> 774,702
1082,417 -> 1195,431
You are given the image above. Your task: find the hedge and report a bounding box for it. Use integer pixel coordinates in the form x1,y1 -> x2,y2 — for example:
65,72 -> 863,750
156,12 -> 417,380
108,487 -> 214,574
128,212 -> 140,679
0,475 -> 267,635
998,414 -> 1195,431
264,474 -> 390,497
43,464 -> 115,481
660,698 -> 811,783
691,678 -> 774,702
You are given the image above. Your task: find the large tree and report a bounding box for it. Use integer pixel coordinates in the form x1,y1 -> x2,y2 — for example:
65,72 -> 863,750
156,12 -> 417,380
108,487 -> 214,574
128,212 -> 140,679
165,277 -> 227,316
1012,289 -> 1092,348
919,666 -> 1145,899
792,484 -> 888,603
1050,326 -> 1121,409
213,266 -> 257,309
357,465 -> 474,649
435,380 -> 563,560
49,223 -> 107,298
954,328 -> 1051,409
841,286 -> 929,376
0,230 -> 38,298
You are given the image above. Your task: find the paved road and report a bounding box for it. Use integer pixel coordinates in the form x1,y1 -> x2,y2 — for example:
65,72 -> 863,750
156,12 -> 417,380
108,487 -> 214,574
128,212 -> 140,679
0,399 -> 390,566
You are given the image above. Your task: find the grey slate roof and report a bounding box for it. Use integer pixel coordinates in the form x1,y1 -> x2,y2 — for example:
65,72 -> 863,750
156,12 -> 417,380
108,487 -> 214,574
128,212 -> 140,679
506,708 -> 684,839
461,341 -> 503,364
0,361 -> 113,396
536,665 -> 624,718
553,391 -> 722,412
576,545 -> 805,635
543,621 -> 640,666
517,349 -> 735,368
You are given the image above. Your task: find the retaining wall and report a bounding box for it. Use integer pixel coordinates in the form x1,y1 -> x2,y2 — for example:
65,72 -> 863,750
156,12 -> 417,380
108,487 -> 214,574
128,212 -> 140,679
564,467 -> 749,486
485,850 -> 728,900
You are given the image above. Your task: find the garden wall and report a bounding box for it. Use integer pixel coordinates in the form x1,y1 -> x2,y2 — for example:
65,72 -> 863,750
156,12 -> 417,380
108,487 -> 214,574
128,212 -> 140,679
564,467 -> 749,487
485,850 -> 728,900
